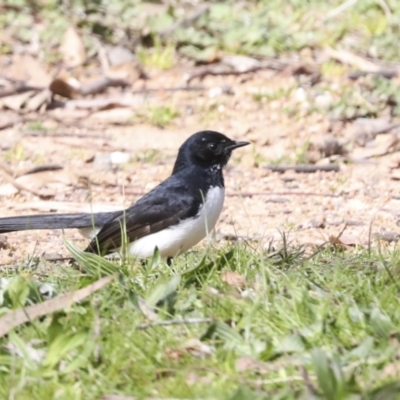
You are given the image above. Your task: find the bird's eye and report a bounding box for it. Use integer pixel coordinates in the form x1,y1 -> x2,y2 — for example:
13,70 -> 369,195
208,143 -> 216,150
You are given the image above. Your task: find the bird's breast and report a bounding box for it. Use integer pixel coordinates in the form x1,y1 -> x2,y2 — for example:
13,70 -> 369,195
197,185 -> 225,232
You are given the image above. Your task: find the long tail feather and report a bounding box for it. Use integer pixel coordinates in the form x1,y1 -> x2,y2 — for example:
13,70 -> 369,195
0,212 -> 120,234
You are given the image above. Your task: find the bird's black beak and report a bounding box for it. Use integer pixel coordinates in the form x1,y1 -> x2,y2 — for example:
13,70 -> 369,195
226,141 -> 250,151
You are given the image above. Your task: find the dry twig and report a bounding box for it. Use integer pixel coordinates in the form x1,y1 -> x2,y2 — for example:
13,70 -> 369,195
325,47 -> 398,77
131,85 -> 205,94
80,77 -> 131,96
0,85 -> 42,98
137,317 -> 214,330
0,162 -> 51,199
23,130 -> 111,140
265,164 -> 340,173
323,0 -> 359,21
0,274 -> 116,338
300,366 -> 317,396
185,61 -> 288,84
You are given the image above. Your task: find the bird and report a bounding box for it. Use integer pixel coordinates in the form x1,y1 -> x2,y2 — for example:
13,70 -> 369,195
0,131 -> 249,260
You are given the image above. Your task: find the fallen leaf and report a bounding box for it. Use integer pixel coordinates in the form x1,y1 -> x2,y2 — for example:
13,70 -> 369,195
165,338 -> 213,361
0,274 -> 116,338
18,167 -> 77,186
352,134 -> 400,159
0,167 -> 55,198
0,167 -> 79,198
221,271 -> 246,288
380,362 -> 400,379
164,347 -> 183,361
49,78 -> 79,99
183,338 -> 214,358
236,356 -> 264,372
60,27 -> 86,67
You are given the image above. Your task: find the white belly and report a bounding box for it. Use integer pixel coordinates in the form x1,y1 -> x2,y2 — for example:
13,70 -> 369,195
127,186 -> 225,258
79,226 -> 101,239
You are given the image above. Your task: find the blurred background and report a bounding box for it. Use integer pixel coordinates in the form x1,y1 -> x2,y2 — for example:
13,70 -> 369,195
2,0 -> 400,258
3,3 -> 400,397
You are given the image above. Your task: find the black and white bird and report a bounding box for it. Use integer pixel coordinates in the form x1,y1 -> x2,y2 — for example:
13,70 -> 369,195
0,131 -> 249,259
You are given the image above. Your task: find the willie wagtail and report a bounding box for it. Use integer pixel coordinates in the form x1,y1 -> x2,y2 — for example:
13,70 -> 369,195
0,131 -> 249,259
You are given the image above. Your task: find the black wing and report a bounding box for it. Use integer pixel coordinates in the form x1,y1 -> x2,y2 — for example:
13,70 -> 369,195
84,175 -> 200,255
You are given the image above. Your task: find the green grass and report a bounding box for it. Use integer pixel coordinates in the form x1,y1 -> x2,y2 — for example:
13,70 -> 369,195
3,1 -> 400,398
137,39 -> 177,71
253,87 -> 294,104
2,240 -> 400,399
3,0 -> 400,123
26,121 -> 47,132
147,106 -> 180,128
3,143 -> 28,163
133,105 -> 180,128
3,0 -> 400,63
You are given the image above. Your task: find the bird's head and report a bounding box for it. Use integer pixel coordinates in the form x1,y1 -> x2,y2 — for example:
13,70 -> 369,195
172,131 -> 249,174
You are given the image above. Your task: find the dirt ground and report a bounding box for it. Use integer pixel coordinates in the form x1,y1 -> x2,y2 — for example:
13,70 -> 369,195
2,66 -> 400,265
